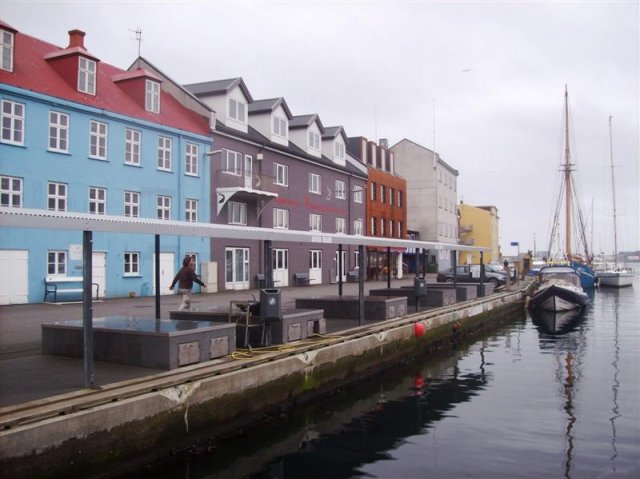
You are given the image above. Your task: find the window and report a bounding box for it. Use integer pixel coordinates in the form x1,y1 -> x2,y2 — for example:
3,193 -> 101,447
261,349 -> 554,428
1,29 -> 14,72
157,195 -> 171,220
157,136 -> 172,170
398,221 -> 403,238
228,201 -> 247,225
229,98 -> 246,122
335,180 -> 346,200
1,100 -> 24,145
380,185 -> 386,203
124,252 -> 140,276
389,187 -> 394,206
273,208 -> 289,229
336,217 -> 346,234
353,219 -> 363,236
309,130 -> 320,150
125,129 -> 141,165
370,182 -> 376,201
124,191 -> 140,217
47,250 -> 66,276
0,175 -> 22,208
185,143 -> 198,176
380,218 -> 385,237
47,182 -> 67,211
353,186 -> 363,203
309,250 -> 322,269
185,198 -> 198,222
88,187 -> 106,215
389,219 -> 394,238
309,213 -> 322,232
273,116 -> 288,138
398,190 -> 403,207
145,79 -> 160,113
78,57 -> 96,95
335,141 -> 345,159
370,217 -> 377,235
309,173 -> 321,194
89,120 -> 107,159
274,163 -> 289,186
224,149 -> 242,175
48,111 -> 69,152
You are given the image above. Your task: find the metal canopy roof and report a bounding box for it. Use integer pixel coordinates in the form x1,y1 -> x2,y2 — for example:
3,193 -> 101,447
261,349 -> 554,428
0,207 -> 487,251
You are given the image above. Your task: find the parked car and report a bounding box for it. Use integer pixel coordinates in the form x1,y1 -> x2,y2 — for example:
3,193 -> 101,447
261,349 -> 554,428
485,263 -> 517,280
436,265 -> 506,286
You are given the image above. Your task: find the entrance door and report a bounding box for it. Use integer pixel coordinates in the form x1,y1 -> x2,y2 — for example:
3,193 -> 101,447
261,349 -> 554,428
92,252 -> 106,298
0,249 -> 28,304
244,155 -> 253,189
272,248 -> 289,287
334,250 -> 346,283
225,247 -> 249,290
309,250 -> 322,285
153,252 -> 175,295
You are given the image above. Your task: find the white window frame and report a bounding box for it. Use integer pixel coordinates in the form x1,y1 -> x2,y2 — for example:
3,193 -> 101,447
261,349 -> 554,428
336,217 -> 346,234
353,218 -> 363,236
48,111 -> 69,153
310,213 -> 322,232
273,208 -> 289,229
273,116 -> 288,138
1,99 -> 25,145
125,128 -> 141,166
370,216 -> 376,235
389,219 -> 394,238
335,180 -> 346,200
380,217 -> 385,237
47,182 -> 67,212
398,190 -> 403,207
335,141 -> 345,159
185,198 -> 198,222
223,149 -> 242,175
353,187 -> 363,204
229,98 -> 247,123
309,173 -> 321,194
370,182 -> 376,201
0,175 -> 22,208
89,120 -> 107,160
1,29 -> 14,72
47,250 -> 67,276
124,190 -> 140,217
88,186 -> 106,215
228,201 -> 247,225
274,163 -> 289,186
157,195 -> 171,220
145,79 -> 160,113
124,252 -> 140,276
157,136 -> 172,171
185,143 -> 198,176
398,221 -> 403,238
389,187 -> 394,206
78,57 -> 96,95
380,185 -> 385,203
308,130 -> 320,150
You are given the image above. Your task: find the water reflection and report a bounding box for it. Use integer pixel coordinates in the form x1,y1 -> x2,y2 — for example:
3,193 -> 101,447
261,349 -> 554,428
609,291 -> 621,468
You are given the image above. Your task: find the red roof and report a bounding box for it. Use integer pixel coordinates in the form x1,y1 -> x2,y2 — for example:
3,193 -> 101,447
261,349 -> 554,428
0,28 -> 210,136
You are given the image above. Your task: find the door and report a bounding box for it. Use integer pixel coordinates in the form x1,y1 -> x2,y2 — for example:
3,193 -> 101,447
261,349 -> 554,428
334,250 -> 347,283
0,250 -> 28,305
244,155 -> 253,189
272,248 -> 289,287
225,247 -> 250,290
153,252 -> 175,295
92,252 -> 106,298
309,250 -> 322,285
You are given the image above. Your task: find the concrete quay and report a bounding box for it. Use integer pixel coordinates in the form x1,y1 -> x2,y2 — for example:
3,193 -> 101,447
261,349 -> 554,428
0,276 -> 529,478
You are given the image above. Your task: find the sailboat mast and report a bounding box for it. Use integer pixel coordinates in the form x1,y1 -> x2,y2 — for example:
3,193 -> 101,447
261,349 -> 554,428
564,86 -> 572,258
609,115 -> 619,265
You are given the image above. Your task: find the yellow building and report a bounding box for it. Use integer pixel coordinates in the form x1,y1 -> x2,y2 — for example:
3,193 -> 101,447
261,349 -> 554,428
458,202 -> 499,264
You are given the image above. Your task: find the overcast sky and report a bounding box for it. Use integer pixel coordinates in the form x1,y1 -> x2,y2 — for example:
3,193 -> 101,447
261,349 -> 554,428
3,0 -> 639,256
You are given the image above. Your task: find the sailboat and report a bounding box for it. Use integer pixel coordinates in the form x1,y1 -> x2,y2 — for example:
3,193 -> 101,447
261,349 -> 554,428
546,86 -> 597,290
597,116 -> 633,288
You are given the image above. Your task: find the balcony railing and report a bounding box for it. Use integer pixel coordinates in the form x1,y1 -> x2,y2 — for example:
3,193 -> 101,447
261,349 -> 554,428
214,168 -> 277,192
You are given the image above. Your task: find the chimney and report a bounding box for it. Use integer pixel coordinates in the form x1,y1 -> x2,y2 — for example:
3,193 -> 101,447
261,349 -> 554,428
379,138 -> 388,149
68,29 -> 86,49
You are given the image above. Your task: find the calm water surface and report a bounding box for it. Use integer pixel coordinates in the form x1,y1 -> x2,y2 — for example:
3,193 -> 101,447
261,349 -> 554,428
118,278 -> 639,479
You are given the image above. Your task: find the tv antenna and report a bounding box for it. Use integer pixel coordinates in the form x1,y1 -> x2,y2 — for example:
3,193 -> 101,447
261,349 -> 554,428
130,28 -> 142,57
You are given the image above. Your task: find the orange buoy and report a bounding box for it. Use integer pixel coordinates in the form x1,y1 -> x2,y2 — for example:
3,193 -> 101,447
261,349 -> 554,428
414,322 -> 425,337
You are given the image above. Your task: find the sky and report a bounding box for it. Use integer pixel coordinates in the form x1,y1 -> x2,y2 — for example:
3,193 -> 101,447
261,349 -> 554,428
2,0 -> 639,256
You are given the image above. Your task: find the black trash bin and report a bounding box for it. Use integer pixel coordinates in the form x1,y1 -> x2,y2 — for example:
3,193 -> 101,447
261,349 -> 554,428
414,277 -> 427,297
260,288 -> 281,346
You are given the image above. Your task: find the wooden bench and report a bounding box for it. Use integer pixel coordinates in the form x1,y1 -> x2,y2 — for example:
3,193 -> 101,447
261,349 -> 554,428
293,272 -> 311,286
44,276 -> 99,302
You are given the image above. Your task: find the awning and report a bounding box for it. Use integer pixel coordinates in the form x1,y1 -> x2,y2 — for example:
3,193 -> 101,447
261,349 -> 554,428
216,187 -> 278,218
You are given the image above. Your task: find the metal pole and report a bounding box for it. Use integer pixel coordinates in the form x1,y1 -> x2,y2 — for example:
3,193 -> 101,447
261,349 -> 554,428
358,244 -> 364,326
452,249 -> 457,290
264,240 -> 273,288
338,243 -> 343,296
82,230 -> 94,388
480,251 -> 485,284
155,234 -> 161,320
386,247 -> 391,289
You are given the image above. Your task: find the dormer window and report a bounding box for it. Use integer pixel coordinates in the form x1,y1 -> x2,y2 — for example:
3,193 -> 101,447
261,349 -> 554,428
1,29 -> 14,72
335,141 -> 345,159
229,98 -> 246,123
145,79 -> 160,113
273,116 -> 288,138
78,57 -> 96,95
308,130 -> 320,150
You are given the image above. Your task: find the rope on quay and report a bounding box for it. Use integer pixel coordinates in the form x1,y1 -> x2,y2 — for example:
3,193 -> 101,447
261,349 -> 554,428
231,333 -> 348,360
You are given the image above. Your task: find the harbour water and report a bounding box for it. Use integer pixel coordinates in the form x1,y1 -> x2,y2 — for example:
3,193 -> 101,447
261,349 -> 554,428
116,277 -> 639,478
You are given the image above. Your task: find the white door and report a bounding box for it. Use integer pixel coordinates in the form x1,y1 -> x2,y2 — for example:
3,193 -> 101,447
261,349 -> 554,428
244,155 -> 253,189
273,249 -> 289,287
225,247 -> 250,290
334,250 -> 347,283
92,252 -> 106,298
153,252 -> 175,295
309,250 -> 322,285
0,250 -> 28,305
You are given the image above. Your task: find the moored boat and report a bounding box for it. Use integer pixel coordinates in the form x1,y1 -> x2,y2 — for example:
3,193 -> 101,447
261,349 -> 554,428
530,265 -> 590,312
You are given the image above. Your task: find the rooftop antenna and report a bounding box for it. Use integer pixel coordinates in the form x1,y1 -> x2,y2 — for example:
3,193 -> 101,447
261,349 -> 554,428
374,104 -> 378,143
432,99 -> 437,169
130,27 -> 142,57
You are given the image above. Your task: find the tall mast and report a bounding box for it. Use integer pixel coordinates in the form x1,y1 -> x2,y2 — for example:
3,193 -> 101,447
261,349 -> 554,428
564,86 -> 572,258
609,115 -> 619,266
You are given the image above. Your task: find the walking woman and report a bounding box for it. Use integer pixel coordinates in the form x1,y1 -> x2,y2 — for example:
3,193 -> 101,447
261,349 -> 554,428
169,255 -> 206,311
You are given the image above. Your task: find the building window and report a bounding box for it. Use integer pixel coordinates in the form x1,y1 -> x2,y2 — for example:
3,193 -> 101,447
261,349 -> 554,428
157,195 -> 171,220
185,143 -> 198,176
370,182 -> 376,201
380,218 -> 385,237
273,116 -> 288,138
48,111 -> 69,153
157,136 -> 172,171
398,190 -> 403,207
145,79 -> 160,113
47,250 -> 66,276
47,182 -> 67,211
353,186 -> 363,204
389,187 -> 394,206
223,149 -> 242,175
274,163 -> 289,186
273,208 -> 289,229
353,218 -> 363,236
389,219 -> 394,238
125,128 -> 141,165
124,191 -> 140,217
228,201 -> 247,225
309,173 -> 321,194
308,130 -> 320,150
124,252 -> 140,276
336,217 -> 346,234
185,198 -> 198,222
398,221 -> 403,238
89,120 -> 107,159
78,57 -> 96,95
1,100 -> 24,145
335,180 -> 346,200
1,29 -> 14,72
0,175 -> 22,208
370,217 -> 377,235
309,213 -> 322,232
229,98 -> 246,122
380,185 -> 386,203
88,187 -> 106,215
335,141 -> 345,159
309,250 -> 322,269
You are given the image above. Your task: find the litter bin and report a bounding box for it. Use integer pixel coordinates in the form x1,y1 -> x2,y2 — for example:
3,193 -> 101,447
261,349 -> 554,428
260,288 -> 282,322
414,276 -> 427,297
